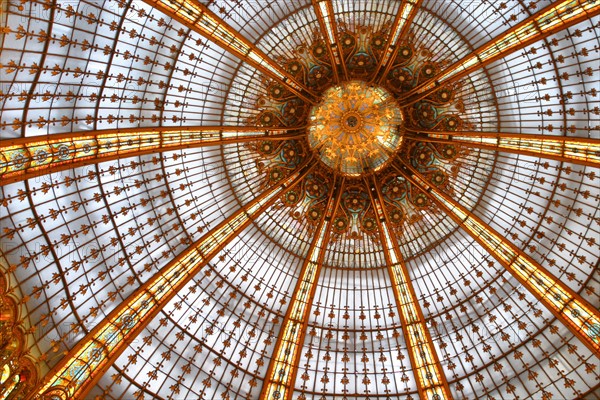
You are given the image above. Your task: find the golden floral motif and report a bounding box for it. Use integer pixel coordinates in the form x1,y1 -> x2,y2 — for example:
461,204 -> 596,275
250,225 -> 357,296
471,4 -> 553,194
307,81 -> 404,176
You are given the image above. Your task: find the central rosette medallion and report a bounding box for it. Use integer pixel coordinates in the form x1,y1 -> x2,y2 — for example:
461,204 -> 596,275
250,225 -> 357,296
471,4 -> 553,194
307,81 -> 404,176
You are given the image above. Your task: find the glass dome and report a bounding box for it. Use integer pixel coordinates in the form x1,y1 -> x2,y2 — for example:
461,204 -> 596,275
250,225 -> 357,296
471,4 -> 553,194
0,1 -> 599,399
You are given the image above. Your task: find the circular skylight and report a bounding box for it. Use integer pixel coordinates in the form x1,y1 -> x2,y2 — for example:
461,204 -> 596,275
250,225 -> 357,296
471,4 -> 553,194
307,81 -> 404,176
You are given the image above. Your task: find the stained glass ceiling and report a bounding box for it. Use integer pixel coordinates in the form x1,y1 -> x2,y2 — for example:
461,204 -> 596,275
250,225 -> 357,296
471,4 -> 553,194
0,0 -> 599,399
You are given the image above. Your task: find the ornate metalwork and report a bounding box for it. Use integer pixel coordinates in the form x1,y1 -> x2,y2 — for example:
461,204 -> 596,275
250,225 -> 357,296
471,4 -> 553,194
144,0 -> 319,103
248,33 -> 468,241
399,162 -> 600,356
4,0 -> 598,399
372,0 -> 424,83
403,0 -> 600,104
407,130 -> 600,167
0,272 -> 38,400
0,127 -> 302,185
261,177 -> 344,400
312,0 -> 348,82
33,161 -> 315,399
366,177 -> 453,400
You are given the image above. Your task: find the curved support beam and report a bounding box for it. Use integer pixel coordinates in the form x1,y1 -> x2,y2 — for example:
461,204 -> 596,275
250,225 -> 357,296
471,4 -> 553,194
396,161 -> 600,356
312,0 -> 348,82
401,0 -> 600,105
406,130 -> 600,167
0,126 -> 304,185
144,0 -> 319,104
373,0 -> 423,84
30,159 -> 316,400
364,176 -> 454,400
261,177 -> 345,400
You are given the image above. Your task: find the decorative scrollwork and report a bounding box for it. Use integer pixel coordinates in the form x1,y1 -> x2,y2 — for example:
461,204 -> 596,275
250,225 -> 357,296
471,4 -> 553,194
247,18 -> 473,242
0,271 -> 38,400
